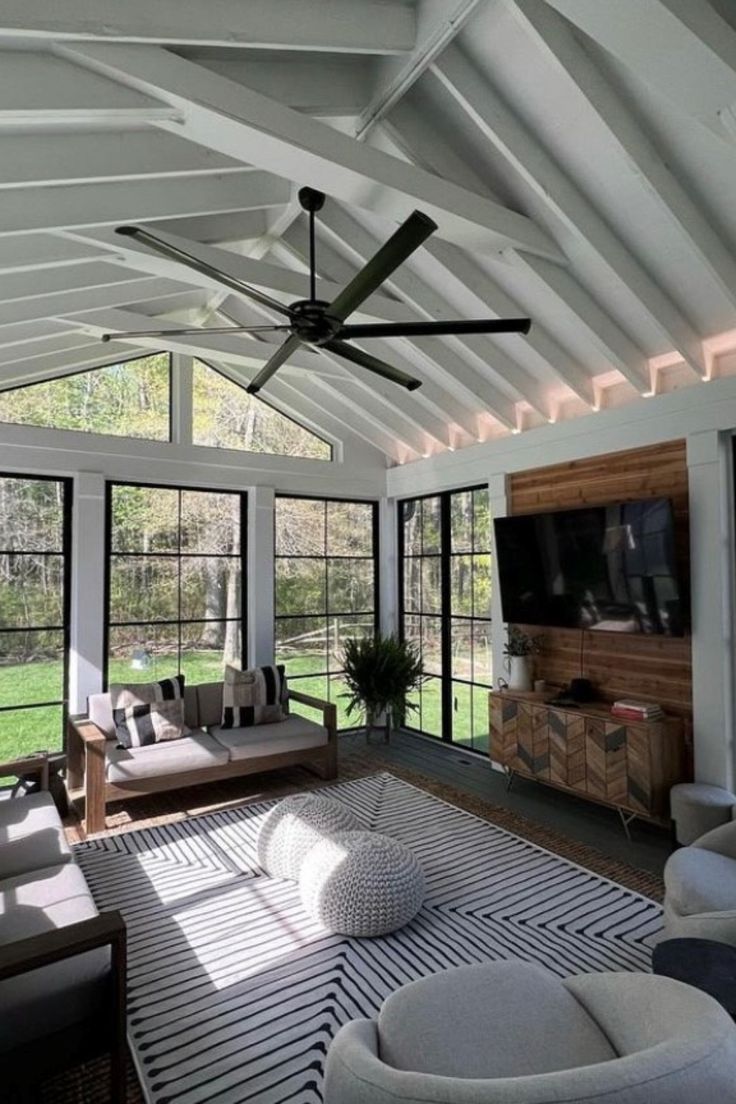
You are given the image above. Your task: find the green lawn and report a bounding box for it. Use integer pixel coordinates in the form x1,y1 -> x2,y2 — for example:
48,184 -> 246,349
0,650 -> 490,770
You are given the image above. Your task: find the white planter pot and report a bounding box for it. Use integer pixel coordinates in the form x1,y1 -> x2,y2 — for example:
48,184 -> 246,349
507,655 -> 533,692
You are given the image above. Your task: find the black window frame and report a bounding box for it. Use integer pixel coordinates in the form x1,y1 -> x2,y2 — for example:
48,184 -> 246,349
103,479 -> 248,687
0,351 -> 174,443
398,485 -> 492,752
0,471 -> 73,754
273,493 -> 380,731
192,360 -> 334,461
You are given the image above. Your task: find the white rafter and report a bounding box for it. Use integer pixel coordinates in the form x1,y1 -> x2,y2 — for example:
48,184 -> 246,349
57,42 -> 564,260
0,0 -> 416,54
432,45 -> 708,379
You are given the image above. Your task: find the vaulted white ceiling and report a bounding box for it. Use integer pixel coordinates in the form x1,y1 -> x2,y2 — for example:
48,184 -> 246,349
1,0 -> 736,465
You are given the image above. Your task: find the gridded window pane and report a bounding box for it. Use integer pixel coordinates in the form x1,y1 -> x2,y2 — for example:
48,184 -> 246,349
0,705 -> 63,764
180,491 -> 242,555
328,559 -> 374,614
0,631 -> 65,706
107,485 -> 245,683
0,477 -> 64,552
472,621 -> 492,686
110,485 -> 179,554
419,676 -> 443,737
180,557 -> 240,622
327,501 -> 373,556
473,488 -> 491,552
451,555 -> 473,616
472,685 -> 490,752
275,498 -> 325,557
275,559 -> 326,617
107,623 -> 180,684
274,496 -> 377,730
451,619 -> 472,681
0,355 -> 171,441
331,673 -> 364,730
473,555 -> 492,619
0,555 -> 64,629
288,675 -> 330,725
275,616 -> 328,677
422,616 -> 443,676
180,621 -> 242,683
421,558 -> 442,614
422,498 -> 441,554
451,491 -> 473,553
109,557 -> 179,625
402,499 -> 422,557
403,558 -> 422,614
452,681 -> 472,746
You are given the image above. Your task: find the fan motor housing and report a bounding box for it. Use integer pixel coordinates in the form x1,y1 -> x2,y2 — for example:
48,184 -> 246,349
289,299 -> 340,345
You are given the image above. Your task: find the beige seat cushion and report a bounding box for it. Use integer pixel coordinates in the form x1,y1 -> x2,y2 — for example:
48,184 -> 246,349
0,863 -> 109,1052
105,728 -> 229,782
210,714 -> 328,761
0,792 -> 71,880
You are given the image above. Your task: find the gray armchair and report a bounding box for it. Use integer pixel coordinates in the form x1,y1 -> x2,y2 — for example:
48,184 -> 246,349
324,962 -> 736,1104
663,819 -> 736,944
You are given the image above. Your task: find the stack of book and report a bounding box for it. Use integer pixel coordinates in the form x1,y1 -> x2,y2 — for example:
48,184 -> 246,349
610,699 -> 664,722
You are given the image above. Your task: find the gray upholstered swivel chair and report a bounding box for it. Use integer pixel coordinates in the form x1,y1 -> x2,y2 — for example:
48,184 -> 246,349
324,962 -> 736,1104
663,818 -> 736,944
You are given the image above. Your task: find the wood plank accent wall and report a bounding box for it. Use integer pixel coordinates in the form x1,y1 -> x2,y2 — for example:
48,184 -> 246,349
509,440 -> 692,720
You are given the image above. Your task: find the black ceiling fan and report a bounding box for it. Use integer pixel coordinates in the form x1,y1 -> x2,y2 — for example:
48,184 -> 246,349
101,187 -> 531,394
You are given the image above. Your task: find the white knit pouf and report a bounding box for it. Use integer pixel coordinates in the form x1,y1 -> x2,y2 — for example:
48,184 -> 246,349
257,793 -> 361,881
299,830 -> 425,937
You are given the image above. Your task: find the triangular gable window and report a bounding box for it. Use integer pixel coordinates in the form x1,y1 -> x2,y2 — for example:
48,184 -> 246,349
192,360 -> 332,460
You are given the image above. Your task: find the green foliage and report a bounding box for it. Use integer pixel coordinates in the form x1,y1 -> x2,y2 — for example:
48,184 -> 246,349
341,633 -> 426,725
504,625 -> 543,657
0,355 -> 170,440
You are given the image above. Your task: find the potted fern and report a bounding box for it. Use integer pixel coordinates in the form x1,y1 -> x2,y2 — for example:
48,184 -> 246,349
342,633 -> 426,743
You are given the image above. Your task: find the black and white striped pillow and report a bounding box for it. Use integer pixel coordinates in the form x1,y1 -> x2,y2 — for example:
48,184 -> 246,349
221,664 -> 287,729
111,674 -> 188,749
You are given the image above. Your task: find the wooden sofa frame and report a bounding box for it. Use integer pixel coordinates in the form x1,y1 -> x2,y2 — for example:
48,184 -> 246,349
67,689 -> 338,835
0,753 -> 128,1102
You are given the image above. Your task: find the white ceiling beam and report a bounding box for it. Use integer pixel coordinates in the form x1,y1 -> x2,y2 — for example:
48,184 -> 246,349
315,205 -> 548,419
508,251 -> 651,391
0,172 -> 288,238
0,319 -> 72,349
68,224 -> 412,323
427,238 -> 596,405
0,332 -> 104,368
0,51 -> 179,127
0,341 -> 141,389
193,54 -> 377,116
542,0 -> 736,144
58,42 -> 563,260
3,0 -> 415,53
305,375 -> 422,462
511,0 -> 736,315
0,236 -> 107,275
0,262 -> 146,306
146,210 -> 269,247
432,47 -> 707,378
355,0 -> 485,138
0,130 -> 246,189
0,276 -> 188,328
384,98 -> 650,392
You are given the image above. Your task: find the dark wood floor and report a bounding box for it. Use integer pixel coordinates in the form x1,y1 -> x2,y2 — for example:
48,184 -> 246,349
351,729 -> 674,876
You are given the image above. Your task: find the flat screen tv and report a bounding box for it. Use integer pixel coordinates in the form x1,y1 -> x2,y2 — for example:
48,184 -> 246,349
493,497 -> 687,635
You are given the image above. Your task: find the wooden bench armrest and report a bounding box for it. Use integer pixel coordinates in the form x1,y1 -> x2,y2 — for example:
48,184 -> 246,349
0,910 -> 126,982
0,751 -> 49,789
289,690 -> 338,735
68,715 -> 107,747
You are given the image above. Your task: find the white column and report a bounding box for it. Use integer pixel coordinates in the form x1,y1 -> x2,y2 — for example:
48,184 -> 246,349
68,471 -> 106,714
489,472 -> 509,691
171,352 -> 193,446
379,496 -> 397,637
688,430 -> 736,789
247,485 -> 275,666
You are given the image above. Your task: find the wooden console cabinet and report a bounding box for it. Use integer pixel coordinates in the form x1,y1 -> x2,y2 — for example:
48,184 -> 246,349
489,690 -> 688,827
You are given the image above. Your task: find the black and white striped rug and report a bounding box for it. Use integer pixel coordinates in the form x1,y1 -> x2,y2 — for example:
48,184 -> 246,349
75,772 -> 662,1104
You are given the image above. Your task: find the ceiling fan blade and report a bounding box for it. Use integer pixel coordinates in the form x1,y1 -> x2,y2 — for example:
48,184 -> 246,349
246,333 -> 303,394
339,318 -> 532,339
326,211 -> 437,323
326,338 -> 421,391
100,324 -> 290,343
115,226 -> 295,319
